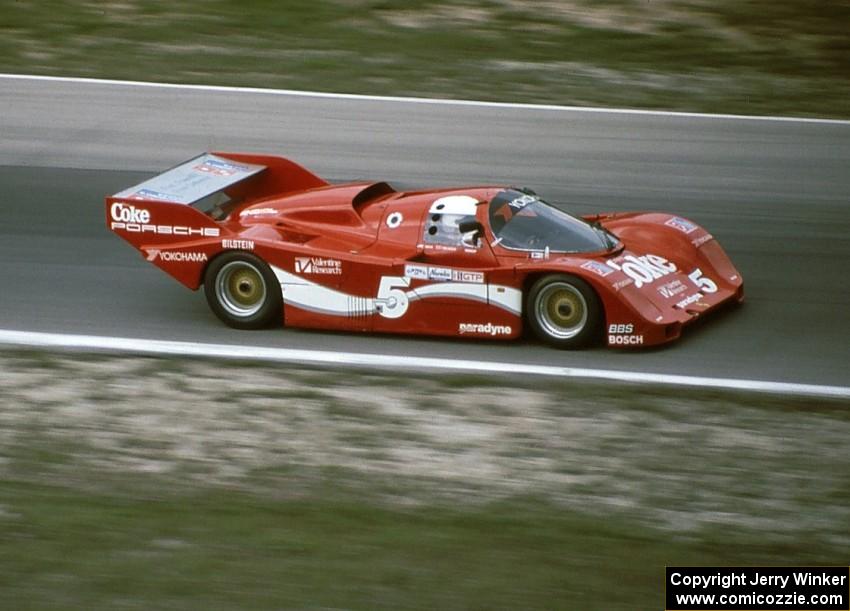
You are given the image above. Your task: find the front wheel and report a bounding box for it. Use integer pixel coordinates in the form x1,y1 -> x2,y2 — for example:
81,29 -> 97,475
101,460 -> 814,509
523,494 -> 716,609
204,252 -> 282,329
526,274 -> 602,349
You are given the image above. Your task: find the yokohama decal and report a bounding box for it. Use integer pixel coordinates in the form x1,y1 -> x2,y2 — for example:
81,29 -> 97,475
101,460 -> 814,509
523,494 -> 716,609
146,249 -> 208,262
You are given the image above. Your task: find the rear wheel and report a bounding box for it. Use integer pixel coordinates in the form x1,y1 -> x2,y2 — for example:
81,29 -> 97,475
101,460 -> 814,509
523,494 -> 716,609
204,252 -> 282,329
526,274 -> 601,349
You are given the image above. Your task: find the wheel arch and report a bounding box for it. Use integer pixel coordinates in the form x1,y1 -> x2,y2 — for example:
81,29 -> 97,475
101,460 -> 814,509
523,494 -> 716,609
520,268 -> 608,348
521,268 -> 610,325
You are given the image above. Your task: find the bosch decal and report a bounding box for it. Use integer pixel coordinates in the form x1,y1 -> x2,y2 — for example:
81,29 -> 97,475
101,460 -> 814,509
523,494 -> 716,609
609,334 -> 644,345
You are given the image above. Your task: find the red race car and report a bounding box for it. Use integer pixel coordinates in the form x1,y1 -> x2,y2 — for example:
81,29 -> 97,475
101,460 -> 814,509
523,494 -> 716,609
106,152 -> 743,348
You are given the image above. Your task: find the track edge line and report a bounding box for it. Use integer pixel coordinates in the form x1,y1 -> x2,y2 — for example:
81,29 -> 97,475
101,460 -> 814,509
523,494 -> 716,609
1,329 -> 848,399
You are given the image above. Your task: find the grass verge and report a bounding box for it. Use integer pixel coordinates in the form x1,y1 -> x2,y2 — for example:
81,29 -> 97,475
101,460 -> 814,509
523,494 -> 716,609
1,481 -> 842,611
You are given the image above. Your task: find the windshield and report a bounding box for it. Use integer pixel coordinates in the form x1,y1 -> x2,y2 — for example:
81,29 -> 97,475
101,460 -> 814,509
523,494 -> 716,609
488,189 -> 612,253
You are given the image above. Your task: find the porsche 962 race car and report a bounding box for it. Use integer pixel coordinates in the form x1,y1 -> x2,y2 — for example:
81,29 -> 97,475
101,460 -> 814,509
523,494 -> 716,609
106,152 -> 744,349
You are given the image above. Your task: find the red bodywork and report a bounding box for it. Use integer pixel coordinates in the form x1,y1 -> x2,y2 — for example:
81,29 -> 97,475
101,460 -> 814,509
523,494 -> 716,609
105,152 -> 744,348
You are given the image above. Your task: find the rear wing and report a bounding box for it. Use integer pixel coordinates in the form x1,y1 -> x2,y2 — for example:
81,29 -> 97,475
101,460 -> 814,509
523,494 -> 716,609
112,152 -> 267,205
106,151 -> 329,246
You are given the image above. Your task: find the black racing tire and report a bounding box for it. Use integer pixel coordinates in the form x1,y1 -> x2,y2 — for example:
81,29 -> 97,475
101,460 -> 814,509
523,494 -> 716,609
204,252 -> 282,329
525,274 -> 602,349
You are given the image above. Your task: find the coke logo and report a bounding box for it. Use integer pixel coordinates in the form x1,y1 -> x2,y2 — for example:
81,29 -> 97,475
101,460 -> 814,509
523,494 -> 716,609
606,254 -> 677,289
110,203 -> 151,224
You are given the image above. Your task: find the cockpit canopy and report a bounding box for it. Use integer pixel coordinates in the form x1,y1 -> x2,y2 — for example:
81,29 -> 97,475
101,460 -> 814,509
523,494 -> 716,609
488,189 -> 612,253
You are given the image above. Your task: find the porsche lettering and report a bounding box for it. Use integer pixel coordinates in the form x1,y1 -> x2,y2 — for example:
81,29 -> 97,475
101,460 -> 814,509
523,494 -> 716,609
110,222 -> 219,237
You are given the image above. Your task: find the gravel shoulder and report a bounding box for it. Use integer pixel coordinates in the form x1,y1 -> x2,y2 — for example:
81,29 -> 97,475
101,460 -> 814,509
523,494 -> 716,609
2,349 -> 848,608
3,349 -> 848,542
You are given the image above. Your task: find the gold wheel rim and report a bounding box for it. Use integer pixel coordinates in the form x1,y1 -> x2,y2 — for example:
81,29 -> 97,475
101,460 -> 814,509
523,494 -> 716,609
216,261 -> 267,317
535,282 -> 588,340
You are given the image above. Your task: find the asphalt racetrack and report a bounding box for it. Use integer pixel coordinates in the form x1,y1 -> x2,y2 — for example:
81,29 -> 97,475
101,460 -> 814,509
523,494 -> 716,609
1,75 -> 848,388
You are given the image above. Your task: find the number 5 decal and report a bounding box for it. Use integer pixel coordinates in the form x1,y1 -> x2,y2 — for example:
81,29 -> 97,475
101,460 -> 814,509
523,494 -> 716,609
376,276 -> 410,319
688,268 -> 718,293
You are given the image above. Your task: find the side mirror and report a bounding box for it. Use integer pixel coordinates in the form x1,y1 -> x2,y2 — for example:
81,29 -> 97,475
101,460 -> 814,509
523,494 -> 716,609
458,219 -> 484,235
458,219 -> 484,247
